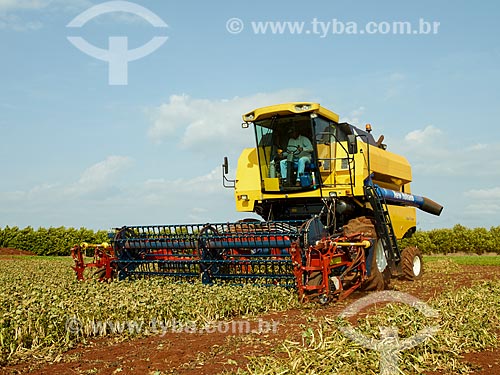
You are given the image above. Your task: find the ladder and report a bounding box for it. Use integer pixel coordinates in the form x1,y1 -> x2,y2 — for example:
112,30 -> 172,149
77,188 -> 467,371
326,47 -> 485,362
364,185 -> 401,270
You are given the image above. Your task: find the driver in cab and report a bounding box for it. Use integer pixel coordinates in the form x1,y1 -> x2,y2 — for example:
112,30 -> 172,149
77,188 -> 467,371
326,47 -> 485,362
279,127 -> 314,186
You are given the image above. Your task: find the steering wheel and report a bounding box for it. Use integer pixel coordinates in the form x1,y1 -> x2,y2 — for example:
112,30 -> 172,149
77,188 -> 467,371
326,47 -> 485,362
286,145 -> 302,156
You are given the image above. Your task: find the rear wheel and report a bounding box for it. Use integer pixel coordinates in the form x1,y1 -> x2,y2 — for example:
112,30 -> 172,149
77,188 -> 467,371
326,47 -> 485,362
401,246 -> 423,280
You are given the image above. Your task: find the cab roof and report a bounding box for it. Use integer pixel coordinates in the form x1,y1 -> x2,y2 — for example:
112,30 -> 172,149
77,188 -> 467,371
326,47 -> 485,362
242,102 -> 340,123
243,102 -> 378,146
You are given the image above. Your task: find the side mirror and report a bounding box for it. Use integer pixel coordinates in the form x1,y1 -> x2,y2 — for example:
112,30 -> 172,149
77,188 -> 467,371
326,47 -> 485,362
222,156 -> 236,188
241,122 -> 249,129
347,134 -> 358,154
223,156 -> 229,174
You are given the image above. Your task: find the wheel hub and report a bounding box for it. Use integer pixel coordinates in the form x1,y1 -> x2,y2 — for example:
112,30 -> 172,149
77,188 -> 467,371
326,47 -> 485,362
412,255 -> 422,276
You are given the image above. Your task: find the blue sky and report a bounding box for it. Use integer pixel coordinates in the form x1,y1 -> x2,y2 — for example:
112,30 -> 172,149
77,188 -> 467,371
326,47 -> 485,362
1,0 -> 499,231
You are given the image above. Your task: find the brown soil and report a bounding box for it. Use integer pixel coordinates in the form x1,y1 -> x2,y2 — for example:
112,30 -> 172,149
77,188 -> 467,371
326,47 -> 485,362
0,248 -> 35,256
1,265 -> 499,375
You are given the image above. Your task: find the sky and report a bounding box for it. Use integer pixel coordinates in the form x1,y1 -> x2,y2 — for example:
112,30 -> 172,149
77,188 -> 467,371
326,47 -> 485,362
0,0 -> 499,231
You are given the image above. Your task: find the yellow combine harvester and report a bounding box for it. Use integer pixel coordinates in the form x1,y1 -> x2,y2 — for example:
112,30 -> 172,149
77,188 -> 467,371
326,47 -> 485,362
73,102 -> 443,303
223,102 -> 442,296
227,102 -> 441,236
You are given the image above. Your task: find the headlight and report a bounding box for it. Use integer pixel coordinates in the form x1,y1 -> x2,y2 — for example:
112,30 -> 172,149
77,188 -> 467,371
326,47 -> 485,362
244,113 -> 255,121
295,104 -> 311,111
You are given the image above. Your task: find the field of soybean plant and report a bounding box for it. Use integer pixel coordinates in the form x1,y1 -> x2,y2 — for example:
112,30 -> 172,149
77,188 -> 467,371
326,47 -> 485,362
0,252 -> 499,375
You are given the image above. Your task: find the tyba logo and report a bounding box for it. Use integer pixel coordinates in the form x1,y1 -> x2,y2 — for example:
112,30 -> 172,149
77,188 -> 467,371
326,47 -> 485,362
67,1 -> 168,85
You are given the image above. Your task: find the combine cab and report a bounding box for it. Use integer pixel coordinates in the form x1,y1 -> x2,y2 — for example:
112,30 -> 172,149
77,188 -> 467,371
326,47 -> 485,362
72,102 -> 443,303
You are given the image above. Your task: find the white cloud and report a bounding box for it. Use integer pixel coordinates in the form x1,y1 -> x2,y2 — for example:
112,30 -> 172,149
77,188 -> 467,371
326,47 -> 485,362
147,90 -> 307,155
141,167 -> 221,202
0,0 -> 91,12
114,166 -> 243,226
386,125 -> 455,176
148,94 -> 199,139
340,106 -> 365,126
0,156 -> 134,205
404,125 -> 442,144
0,0 -> 49,12
0,183 -> 60,203
102,165 -> 247,226
402,133 -> 500,177
388,127 -> 500,227
465,187 -> 500,200
0,13 -> 42,30
387,126 -> 500,228
463,187 -> 500,216
78,156 -> 133,185
390,125 -> 451,174
65,155 -> 134,197
463,202 -> 500,216
466,143 -> 487,151
0,0 -> 92,30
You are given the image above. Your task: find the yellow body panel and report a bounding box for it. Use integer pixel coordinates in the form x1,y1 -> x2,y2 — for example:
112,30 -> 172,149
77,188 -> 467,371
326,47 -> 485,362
368,146 -> 412,189
388,205 -> 417,238
264,178 -> 280,191
234,148 -> 260,212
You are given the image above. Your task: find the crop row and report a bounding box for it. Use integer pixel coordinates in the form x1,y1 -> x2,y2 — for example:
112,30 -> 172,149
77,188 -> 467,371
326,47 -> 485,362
0,257 -> 299,365
245,278 -> 500,374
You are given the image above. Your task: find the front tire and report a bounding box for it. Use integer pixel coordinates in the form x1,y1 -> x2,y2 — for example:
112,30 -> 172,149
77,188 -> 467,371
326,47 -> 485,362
363,239 -> 390,291
343,217 -> 390,291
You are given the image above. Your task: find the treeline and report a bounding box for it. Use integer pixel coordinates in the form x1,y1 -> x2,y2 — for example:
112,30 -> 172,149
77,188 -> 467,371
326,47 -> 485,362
0,226 -> 108,256
400,224 -> 500,255
0,224 -> 499,256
